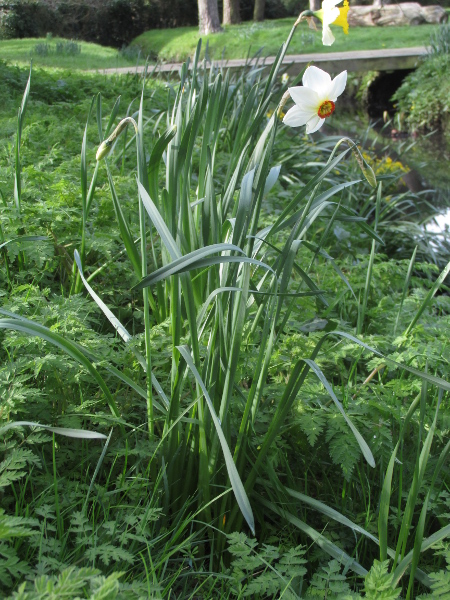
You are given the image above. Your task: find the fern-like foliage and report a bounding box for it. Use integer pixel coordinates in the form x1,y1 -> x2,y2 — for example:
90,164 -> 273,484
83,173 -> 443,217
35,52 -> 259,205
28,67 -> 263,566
0,544 -> 32,592
0,448 -> 40,490
363,560 -> 400,599
0,509 -> 38,592
305,559 -> 356,599
4,565 -> 158,599
0,509 -> 37,541
423,570 -> 450,599
84,543 -> 134,567
227,532 -> 306,598
295,411 -> 326,447
418,551 -> 450,599
326,414 -> 362,481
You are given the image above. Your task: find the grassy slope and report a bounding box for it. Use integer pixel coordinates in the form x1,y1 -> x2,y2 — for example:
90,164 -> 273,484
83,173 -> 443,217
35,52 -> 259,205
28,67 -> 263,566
132,21 -> 437,62
0,37 -> 135,70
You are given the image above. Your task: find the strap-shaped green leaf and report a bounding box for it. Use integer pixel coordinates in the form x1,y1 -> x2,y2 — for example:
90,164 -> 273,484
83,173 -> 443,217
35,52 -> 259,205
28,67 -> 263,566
405,258 -> 450,336
138,180 -> 181,261
0,421 -> 107,440
334,331 -> 450,392
303,358 -> 375,468
74,251 -> 168,413
271,180 -> 362,236
148,125 -> 177,204
268,148 -> 352,236
177,345 -> 255,536
0,316 -> 121,422
134,252 -> 275,290
106,161 -> 141,277
392,524 -> 450,587
284,486 -> 378,543
0,235 -> 48,251
258,495 -> 367,576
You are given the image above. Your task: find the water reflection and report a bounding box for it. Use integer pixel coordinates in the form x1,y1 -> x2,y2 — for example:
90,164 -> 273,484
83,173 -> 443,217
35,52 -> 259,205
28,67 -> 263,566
322,109 -> 450,227
425,210 -> 450,234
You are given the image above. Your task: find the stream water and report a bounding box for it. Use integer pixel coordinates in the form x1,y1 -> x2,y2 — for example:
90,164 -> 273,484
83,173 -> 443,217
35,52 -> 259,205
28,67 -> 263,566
323,107 -> 450,233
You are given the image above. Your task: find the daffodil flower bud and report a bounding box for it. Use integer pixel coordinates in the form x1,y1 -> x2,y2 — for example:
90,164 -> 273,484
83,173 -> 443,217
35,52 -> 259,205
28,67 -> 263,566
96,140 -> 112,161
96,117 -> 138,161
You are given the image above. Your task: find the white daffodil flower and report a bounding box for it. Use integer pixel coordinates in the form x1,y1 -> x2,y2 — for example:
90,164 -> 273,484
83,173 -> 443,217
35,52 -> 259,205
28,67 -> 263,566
314,0 -> 349,46
282,66 -> 347,134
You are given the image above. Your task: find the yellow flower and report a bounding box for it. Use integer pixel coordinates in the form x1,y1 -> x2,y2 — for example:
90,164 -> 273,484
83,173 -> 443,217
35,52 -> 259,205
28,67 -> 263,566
314,0 -> 349,46
333,0 -> 349,34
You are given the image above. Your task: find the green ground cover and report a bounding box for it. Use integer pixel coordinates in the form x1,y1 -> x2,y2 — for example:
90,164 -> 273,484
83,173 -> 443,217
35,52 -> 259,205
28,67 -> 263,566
132,21 -> 437,62
0,37 -> 135,70
0,39 -> 449,600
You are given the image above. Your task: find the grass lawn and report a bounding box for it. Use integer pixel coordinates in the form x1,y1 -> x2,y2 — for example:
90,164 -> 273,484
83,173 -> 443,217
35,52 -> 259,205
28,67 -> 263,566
132,21 -> 438,62
0,37 -> 136,70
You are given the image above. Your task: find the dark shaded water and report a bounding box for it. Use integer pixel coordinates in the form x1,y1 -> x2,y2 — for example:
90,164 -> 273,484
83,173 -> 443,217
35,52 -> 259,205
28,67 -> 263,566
323,108 -> 450,209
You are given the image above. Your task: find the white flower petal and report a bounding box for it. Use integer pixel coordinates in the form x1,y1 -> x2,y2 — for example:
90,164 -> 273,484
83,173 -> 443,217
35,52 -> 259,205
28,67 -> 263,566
322,25 -> 335,46
302,67 -> 331,95
306,115 -> 325,133
288,85 -> 319,110
322,0 -> 342,10
306,115 -> 324,134
323,6 -> 339,25
328,71 -> 347,101
283,105 -> 316,128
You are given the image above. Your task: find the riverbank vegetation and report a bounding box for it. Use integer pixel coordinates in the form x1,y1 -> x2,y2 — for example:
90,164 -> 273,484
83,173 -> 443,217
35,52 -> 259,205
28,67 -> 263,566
131,21 -> 437,62
393,24 -> 450,137
1,38 -> 449,600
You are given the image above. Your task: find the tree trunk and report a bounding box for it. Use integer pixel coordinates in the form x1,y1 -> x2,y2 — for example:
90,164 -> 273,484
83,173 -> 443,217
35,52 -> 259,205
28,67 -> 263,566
309,0 -> 321,11
223,0 -> 241,25
253,0 -> 265,22
198,0 -> 222,34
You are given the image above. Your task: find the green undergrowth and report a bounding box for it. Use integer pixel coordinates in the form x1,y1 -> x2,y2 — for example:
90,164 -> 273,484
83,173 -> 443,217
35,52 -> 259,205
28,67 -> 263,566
393,24 -> 450,137
393,54 -> 450,136
131,22 -> 437,63
0,51 -> 449,600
